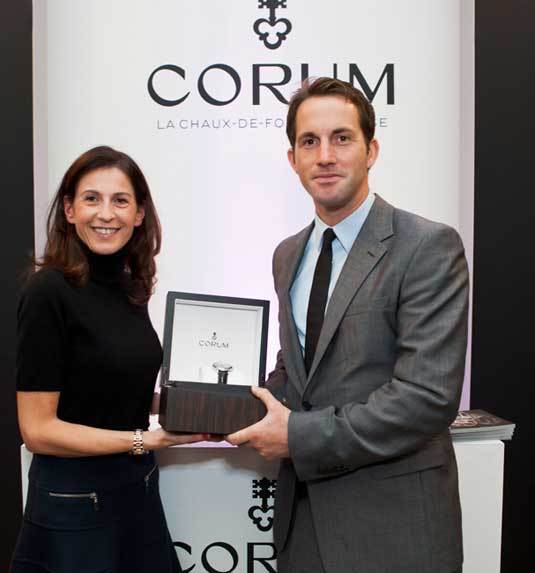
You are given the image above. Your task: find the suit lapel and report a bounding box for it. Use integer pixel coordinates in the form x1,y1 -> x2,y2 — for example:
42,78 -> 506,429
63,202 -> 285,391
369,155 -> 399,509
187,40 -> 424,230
278,224 -> 313,392
306,196 -> 395,384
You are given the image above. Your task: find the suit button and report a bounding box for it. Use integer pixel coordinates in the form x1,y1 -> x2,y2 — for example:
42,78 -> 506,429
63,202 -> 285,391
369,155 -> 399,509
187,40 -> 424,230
302,401 -> 312,411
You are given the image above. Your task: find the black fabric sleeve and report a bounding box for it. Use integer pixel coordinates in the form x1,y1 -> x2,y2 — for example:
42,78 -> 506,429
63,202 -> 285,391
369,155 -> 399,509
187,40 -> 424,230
16,270 -> 68,391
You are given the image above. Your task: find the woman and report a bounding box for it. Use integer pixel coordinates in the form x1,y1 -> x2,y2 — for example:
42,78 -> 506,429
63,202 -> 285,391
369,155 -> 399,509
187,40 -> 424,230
11,146 -> 205,573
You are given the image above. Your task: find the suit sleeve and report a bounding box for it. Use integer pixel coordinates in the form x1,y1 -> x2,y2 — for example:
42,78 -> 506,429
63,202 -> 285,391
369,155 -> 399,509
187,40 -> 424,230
264,243 -> 289,402
265,349 -> 288,402
288,225 -> 469,481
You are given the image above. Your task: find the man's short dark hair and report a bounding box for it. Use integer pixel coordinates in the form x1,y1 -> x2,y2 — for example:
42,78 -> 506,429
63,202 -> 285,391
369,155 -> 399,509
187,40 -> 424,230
286,77 -> 376,149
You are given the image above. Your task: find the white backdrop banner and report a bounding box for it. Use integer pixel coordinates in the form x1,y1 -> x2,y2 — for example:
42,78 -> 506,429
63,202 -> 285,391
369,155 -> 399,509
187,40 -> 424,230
33,0 -> 474,404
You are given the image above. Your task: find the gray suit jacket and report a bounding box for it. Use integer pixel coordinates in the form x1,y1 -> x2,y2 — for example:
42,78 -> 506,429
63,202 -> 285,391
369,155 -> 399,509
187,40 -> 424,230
267,196 -> 469,573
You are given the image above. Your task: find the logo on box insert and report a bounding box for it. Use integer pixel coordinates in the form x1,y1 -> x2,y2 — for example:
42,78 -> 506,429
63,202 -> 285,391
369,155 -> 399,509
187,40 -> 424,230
198,332 -> 230,349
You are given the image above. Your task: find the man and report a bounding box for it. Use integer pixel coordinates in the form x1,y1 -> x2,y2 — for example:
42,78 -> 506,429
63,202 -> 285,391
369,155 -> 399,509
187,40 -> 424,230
227,77 -> 468,573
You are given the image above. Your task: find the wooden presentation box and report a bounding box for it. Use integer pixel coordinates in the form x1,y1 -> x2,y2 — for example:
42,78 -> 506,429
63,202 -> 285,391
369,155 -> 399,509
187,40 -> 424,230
159,292 -> 269,434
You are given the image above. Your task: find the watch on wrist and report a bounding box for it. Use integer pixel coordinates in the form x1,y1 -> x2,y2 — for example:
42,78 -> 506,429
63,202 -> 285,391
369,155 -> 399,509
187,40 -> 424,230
131,428 -> 146,455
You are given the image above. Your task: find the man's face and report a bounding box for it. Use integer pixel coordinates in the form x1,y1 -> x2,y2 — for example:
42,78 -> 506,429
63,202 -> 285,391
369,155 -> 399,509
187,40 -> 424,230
288,95 -> 378,225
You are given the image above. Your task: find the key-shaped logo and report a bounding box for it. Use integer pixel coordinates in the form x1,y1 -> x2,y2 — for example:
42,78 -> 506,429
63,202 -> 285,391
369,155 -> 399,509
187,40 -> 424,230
248,477 -> 277,532
254,0 -> 292,50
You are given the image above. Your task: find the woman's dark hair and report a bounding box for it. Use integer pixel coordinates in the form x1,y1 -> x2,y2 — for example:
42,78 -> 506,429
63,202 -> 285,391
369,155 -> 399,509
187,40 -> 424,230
37,145 -> 161,305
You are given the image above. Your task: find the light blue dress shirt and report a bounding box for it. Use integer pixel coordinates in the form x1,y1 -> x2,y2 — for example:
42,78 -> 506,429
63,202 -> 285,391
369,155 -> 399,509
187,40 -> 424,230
290,192 -> 375,354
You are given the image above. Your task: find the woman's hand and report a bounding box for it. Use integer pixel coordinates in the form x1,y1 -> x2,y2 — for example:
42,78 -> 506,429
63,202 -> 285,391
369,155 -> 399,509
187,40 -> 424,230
144,428 -> 211,450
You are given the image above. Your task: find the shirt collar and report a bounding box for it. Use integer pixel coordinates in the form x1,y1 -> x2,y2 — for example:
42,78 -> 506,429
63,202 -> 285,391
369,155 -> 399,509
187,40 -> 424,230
313,192 -> 376,254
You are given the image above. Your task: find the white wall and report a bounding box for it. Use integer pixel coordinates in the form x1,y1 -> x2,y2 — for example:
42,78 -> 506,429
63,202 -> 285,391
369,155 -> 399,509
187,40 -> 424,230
33,0 -> 474,406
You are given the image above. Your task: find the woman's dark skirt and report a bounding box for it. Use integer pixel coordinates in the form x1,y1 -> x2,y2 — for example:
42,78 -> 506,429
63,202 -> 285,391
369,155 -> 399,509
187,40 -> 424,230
11,452 -> 181,573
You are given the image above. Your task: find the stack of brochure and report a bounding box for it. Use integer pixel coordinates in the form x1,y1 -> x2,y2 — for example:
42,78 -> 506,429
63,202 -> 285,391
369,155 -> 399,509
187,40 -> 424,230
449,409 -> 515,441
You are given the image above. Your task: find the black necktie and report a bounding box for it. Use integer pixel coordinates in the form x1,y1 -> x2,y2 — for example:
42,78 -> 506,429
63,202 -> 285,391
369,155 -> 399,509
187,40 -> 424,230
304,228 -> 336,374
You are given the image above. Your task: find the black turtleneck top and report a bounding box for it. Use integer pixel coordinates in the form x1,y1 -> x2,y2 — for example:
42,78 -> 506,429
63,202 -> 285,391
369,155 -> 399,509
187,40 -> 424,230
16,248 -> 162,431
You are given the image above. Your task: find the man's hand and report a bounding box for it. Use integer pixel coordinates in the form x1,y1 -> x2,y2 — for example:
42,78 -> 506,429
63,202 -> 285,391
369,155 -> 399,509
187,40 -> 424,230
226,386 -> 290,460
